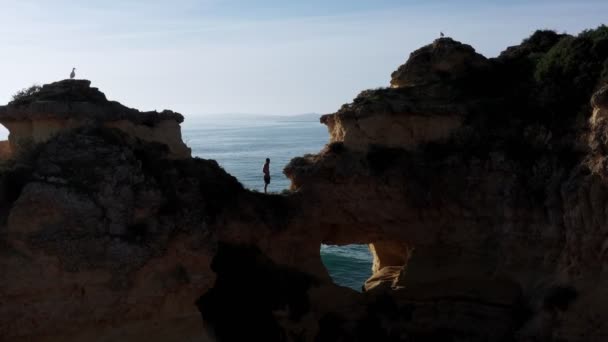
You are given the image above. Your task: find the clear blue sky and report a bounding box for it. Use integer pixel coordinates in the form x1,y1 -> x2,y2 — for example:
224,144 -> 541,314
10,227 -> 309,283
0,0 -> 606,116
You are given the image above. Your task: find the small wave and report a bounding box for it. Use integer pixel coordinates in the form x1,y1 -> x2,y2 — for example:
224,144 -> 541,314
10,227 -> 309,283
320,244 -> 373,291
321,244 -> 373,262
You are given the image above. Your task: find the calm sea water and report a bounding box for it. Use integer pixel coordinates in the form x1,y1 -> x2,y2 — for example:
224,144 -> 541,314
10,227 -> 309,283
182,115 -> 373,291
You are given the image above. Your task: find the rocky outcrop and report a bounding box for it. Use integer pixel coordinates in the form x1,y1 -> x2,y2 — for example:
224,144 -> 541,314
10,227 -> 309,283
499,30 -> 567,61
2,26 -> 608,342
321,38 -> 502,152
320,87 -> 464,151
0,124 -> 348,341
283,28 -> 608,341
0,87 -> 342,341
0,127 -> 237,341
390,37 -> 491,88
0,80 -> 190,159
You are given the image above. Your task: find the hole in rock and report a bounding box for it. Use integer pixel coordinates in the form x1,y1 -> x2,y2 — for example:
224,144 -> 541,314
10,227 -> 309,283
0,125 -> 8,140
320,244 -> 373,292
0,125 -> 10,160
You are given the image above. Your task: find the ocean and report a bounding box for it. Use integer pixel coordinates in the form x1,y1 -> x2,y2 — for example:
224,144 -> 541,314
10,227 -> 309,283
182,115 -> 373,291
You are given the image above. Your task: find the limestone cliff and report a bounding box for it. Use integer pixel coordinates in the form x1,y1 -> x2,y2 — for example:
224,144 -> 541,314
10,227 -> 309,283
0,129 -> 234,341
0,80 -> 191,159
284,29 -> 608,341
2,26 -> 608,342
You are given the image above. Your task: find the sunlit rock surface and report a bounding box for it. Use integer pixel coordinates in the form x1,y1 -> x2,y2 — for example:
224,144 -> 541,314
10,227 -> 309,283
0,79 -> 190,159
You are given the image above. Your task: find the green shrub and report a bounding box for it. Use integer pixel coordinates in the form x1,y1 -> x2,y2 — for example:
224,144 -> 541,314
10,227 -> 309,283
579,24 -> 608,43
533,26 -> 608,122
11,84 -> 41,103
522,30 -> 566,55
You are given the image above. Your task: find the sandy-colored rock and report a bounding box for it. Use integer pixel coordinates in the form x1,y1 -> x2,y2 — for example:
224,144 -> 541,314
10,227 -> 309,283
0,79 -> 190,159
0,129 -> 223,341
282,31 -> 608,340
105,119 -> 191,159
322,110 -> 462,151
3,29 -> 608,342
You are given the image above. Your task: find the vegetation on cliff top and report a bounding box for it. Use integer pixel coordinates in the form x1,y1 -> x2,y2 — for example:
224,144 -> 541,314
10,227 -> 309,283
290,26 -> 608,206
11,84 -> 41,103
534,25 -> 608,121
337,25 -> 608,131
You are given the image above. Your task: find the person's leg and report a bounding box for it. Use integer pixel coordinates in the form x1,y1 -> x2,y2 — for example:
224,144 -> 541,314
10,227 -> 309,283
264,183 -> 267,193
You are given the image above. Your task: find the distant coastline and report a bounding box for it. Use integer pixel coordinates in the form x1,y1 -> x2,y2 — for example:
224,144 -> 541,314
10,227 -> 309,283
185,112 -> 322,122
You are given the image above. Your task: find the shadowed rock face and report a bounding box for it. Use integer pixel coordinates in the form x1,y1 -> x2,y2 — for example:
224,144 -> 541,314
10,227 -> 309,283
390,38 -> 491,88
592,84 -> 608,109
0,126 -> 242,341
2,27 -> 608,342
197,243 -> 317,342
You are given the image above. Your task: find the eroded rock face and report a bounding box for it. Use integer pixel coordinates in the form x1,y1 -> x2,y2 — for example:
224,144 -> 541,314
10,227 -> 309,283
321,38 -> 501,152
0,127 -> 240,341
2,28 -> 608,342
283,29 -> 608,341
0,80 -> 190,159
320,87 -> 467,152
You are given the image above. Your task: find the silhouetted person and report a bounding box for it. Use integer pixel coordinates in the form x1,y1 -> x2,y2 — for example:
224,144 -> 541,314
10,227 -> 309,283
262,158 -> 270,193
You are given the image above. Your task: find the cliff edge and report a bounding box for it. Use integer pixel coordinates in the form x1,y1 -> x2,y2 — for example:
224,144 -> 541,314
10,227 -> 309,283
285,27 -> 608,341
0,79 -> 191,159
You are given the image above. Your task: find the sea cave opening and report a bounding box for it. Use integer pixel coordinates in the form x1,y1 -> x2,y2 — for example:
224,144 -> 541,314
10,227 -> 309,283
0,124 -> 8,140
320,244 -> 373,292
0,124 -> 10,159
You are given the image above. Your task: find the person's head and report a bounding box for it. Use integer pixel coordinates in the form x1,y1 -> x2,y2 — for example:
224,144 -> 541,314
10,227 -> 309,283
265,158 -> 270,163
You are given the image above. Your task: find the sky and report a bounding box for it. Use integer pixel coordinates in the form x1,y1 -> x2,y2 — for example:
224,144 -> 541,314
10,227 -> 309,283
0,0 -> 607,116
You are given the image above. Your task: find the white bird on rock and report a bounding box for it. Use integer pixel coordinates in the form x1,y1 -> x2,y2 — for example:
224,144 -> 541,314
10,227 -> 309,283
70,68 -> 76,79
